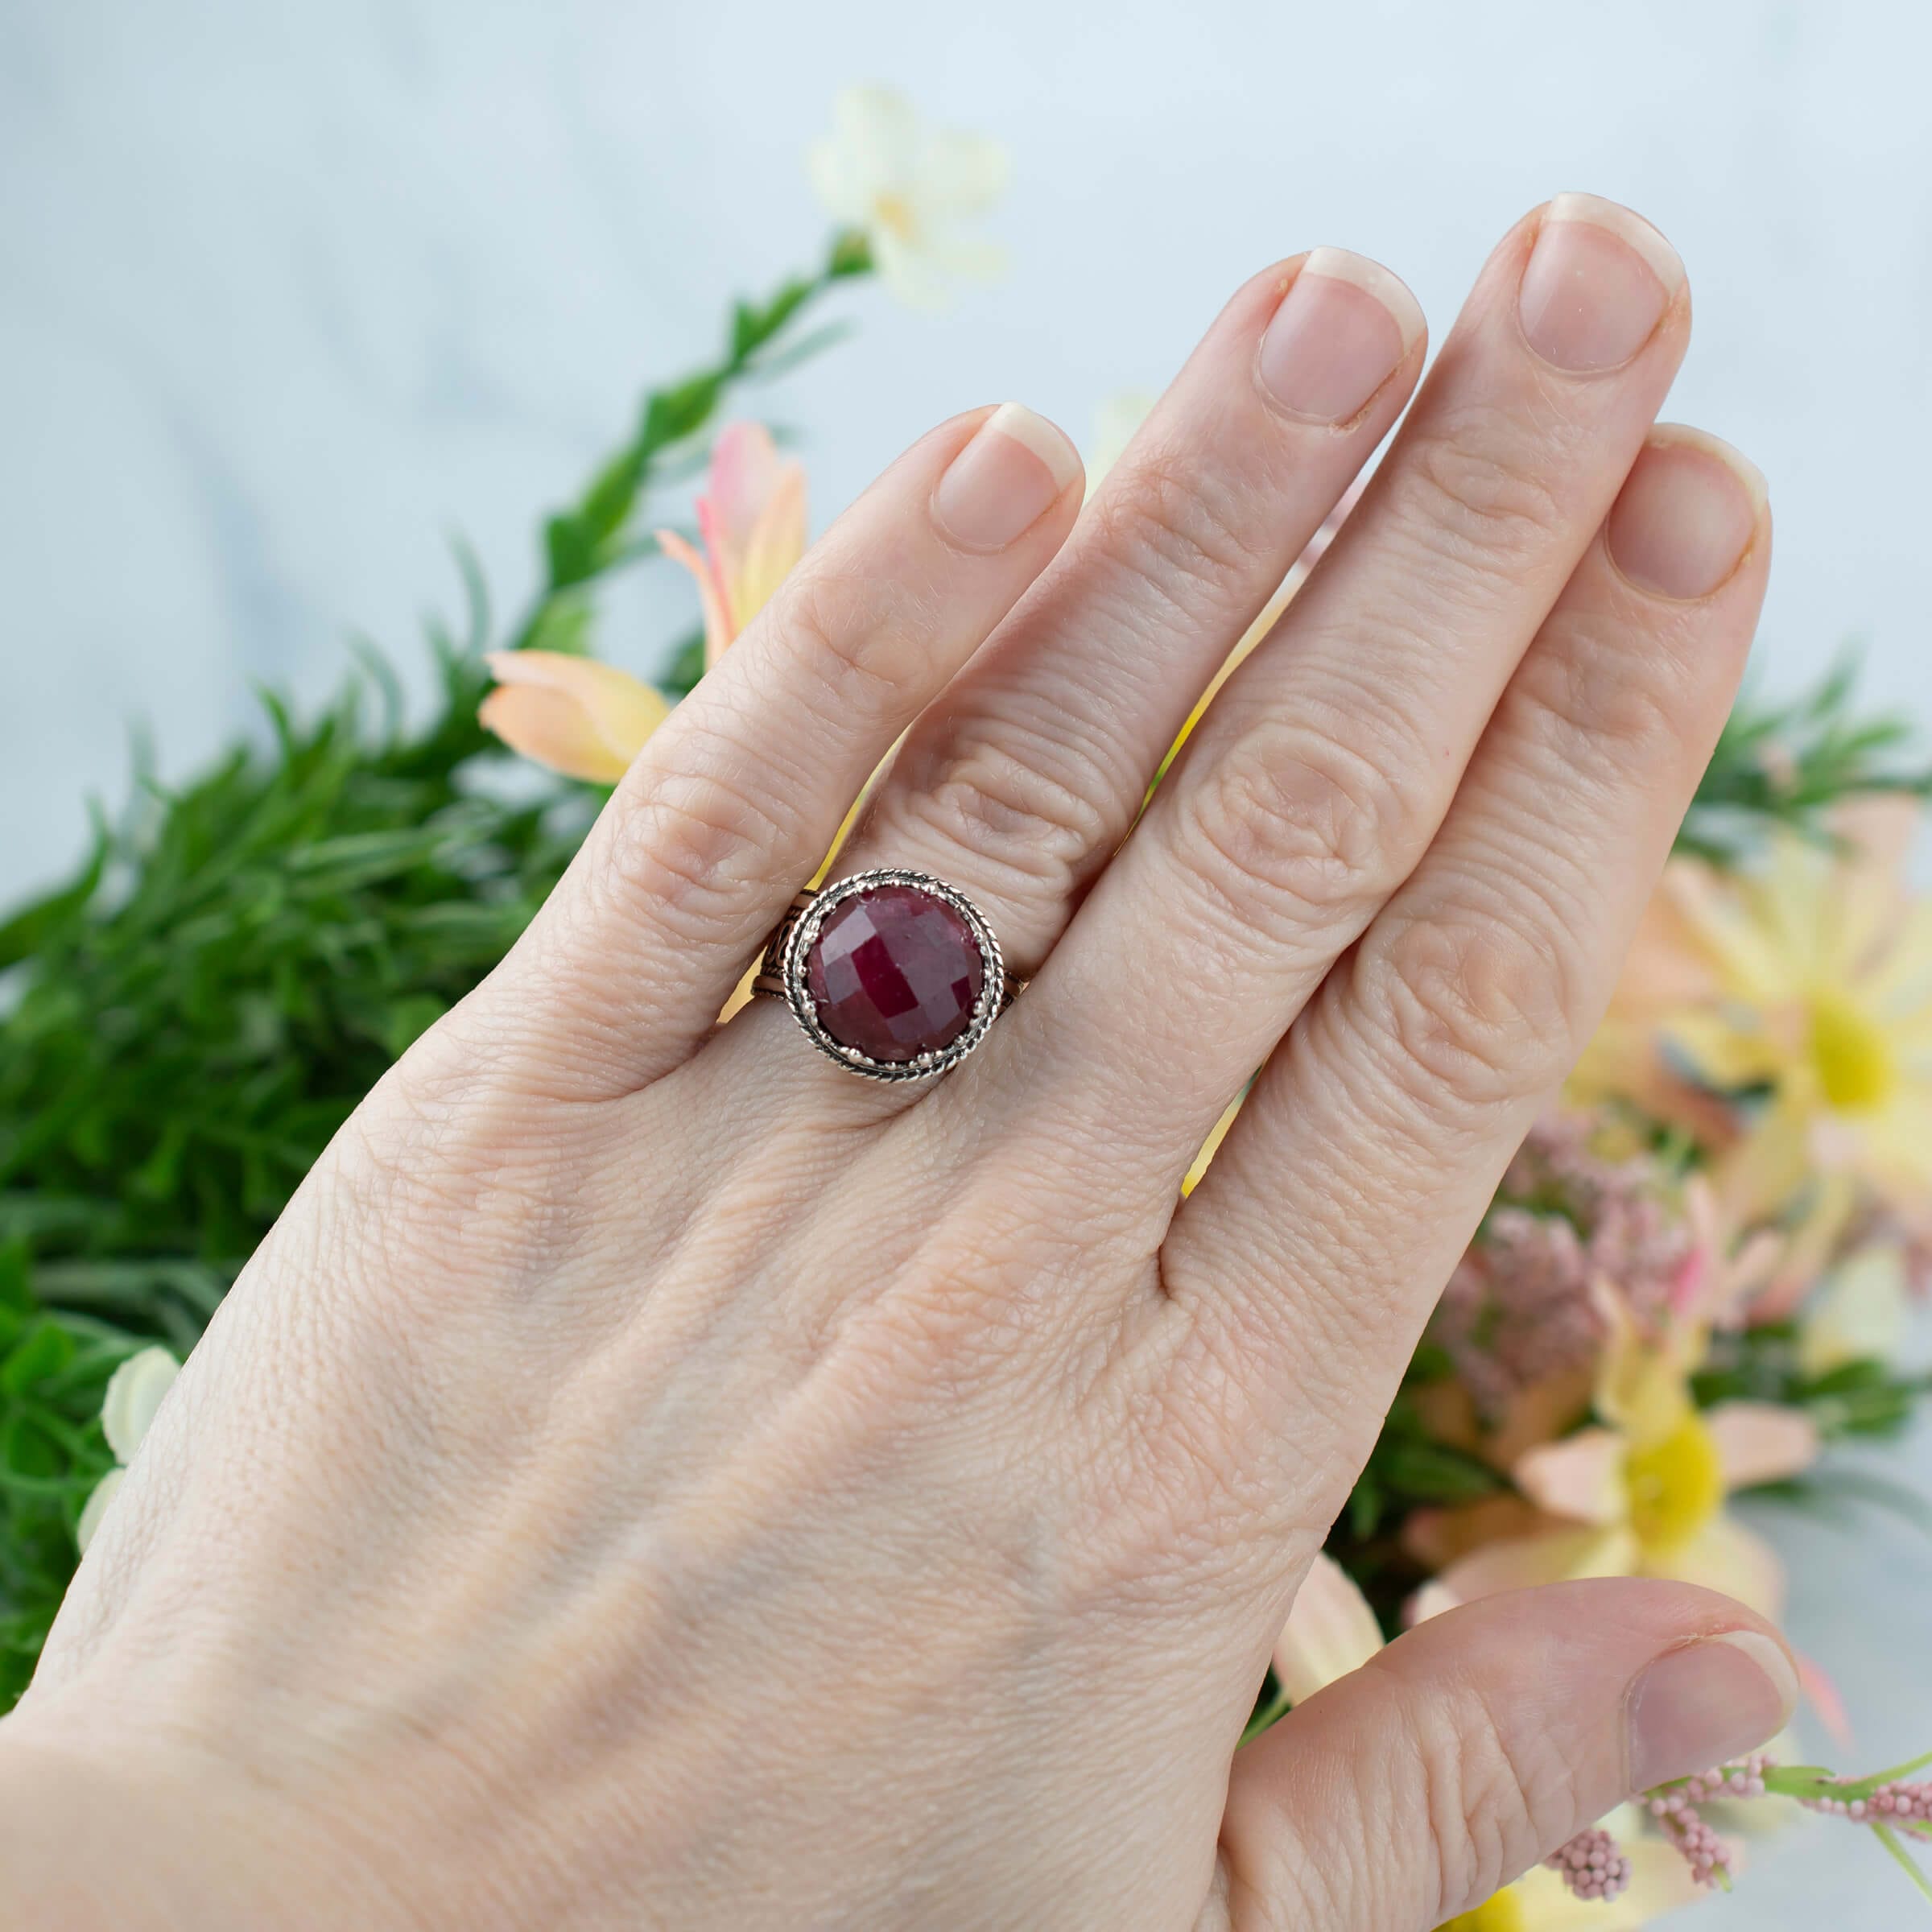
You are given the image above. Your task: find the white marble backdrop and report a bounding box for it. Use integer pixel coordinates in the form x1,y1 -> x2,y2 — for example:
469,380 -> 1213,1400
2,1 -> 1928,1922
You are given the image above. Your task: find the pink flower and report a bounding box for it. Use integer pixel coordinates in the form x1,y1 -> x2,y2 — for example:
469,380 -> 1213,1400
655,421 -> 807,669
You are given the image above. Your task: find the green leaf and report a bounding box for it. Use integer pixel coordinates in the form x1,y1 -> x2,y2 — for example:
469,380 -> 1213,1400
519,589 -> 597,659
0,822 -> 107,968
0,1412 -> 64,1483
659,626 -> 709,699
2,1319 -> 75,1394
543,514 -> 600,592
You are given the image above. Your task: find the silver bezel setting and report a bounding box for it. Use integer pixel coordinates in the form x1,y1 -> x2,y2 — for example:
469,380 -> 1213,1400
778,868 -> 1005,1082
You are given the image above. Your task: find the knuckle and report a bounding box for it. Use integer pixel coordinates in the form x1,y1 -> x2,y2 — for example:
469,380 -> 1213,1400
603,753 -> 791,943
1174,716 -> 1422,942
777,565 -> 935,722
1517,613 -> 1701,771
1397,412 -> 1570,580
1396,1670 -> 1579,1915
1091,449 -> 1274,604
896,721 -> 1125,900
1361,901 -> 1583,1117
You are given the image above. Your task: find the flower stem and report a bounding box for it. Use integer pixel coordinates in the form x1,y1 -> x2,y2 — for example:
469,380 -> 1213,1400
1873,1824 -> 1932,1905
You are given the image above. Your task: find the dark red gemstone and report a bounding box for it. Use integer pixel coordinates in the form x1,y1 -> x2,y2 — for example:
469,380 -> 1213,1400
804,884 -> 985,1063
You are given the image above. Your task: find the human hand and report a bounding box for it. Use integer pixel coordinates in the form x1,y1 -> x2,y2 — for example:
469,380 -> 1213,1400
2,195 -> 1791,1932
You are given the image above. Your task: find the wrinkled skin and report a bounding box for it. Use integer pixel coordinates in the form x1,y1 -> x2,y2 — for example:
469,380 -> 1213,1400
2,200 -> 1794,1931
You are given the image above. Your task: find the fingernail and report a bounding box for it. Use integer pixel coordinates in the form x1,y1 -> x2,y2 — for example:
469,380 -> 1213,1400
1608,428 -> 1767,598
1518,192 -> 1684,373
1626,1631 -> 1798,1794
931,402 -> 1082,551
1258,249 -> 1424,423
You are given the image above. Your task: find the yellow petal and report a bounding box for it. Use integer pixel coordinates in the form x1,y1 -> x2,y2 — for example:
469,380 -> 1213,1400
1592,1304 -> 1695,1446
1271,1553 -> 1384,1703
1650,1513 -> 1785,1619
480,652 -> 668,783
1483,1843 -> 1703,1932
1657,1009 -> 1788,1092
1182,1088 -> 1245,1195
717,961 -> 759,1025
1854,1088 -> 1932,1201
1422,1525 -> 1641,1615
101,1345 -> 180,1463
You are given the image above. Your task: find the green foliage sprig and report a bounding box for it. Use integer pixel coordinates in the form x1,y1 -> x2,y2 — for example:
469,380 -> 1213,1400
1678,655 -> 1932,864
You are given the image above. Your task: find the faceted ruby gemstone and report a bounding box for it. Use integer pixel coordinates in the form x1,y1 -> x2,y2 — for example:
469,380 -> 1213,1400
804,883 -> 985,1063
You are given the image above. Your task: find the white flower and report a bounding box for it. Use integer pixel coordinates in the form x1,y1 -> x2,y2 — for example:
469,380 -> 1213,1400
1799,1241 -> 1911,1376
1084,389 -> 1156,501
808,85 -> 1007,309
76,1344 -> 179,1554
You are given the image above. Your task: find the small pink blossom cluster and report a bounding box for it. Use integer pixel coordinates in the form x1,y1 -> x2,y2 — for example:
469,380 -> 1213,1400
1804,1777 -> 1932,1831
1646,1756 -> 1768,1887
1542,1825 -> 1631,1901
1430,1116 -> 1694,1412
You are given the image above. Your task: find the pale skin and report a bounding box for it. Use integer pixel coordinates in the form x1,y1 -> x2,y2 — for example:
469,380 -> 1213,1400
2,196 -> 1798,1930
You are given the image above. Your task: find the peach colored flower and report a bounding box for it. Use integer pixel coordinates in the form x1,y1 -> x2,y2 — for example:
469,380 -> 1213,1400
655,421 -> 807,670
478,652 -> 671,784
482,421 -> 807,784
1271,1552 -> 1385,1704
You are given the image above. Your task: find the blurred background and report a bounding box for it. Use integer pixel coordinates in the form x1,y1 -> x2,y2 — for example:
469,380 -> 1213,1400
3,2 -> 1928,1921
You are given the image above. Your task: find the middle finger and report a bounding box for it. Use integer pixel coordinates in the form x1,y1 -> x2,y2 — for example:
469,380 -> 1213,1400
829,247 -> 1426,976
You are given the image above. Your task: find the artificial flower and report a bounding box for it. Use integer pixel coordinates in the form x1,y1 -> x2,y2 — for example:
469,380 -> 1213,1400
1270,1551 -> 1385,1703
1575,799 -> 1932,1233
1084,388 -> 1157,500
1798,1239 -> 1913,1377
76,1344 -> 179,1554
1274,1558 -> 1702,1930
478,651 -> 670,783
807,85 -> 1007,310
481,419 -> 807,782
655,421 -> 807,669
1412,1310 -> 1819,1624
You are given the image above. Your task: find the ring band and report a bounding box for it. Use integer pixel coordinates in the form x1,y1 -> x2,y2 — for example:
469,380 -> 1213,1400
753,869 -> 1019,1080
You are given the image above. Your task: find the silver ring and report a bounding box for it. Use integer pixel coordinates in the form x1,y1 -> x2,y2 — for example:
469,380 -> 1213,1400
752,869 -> 1019,1081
